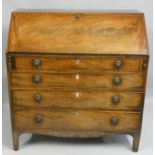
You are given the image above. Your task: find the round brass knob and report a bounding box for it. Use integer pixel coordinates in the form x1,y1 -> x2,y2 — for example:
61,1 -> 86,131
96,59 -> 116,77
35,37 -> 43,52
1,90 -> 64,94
111,116 -> 118,125
113,77 -> 121,86
112,96 -> 120,104
33,58 -> 41,68
35,94 -> 42,103
35,114 -> 43,123
33,75 -> 41,84
114,60 -> 122,70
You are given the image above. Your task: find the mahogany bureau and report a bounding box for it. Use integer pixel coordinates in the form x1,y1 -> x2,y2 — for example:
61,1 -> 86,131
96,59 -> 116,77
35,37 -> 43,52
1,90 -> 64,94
6,11 -> 149,151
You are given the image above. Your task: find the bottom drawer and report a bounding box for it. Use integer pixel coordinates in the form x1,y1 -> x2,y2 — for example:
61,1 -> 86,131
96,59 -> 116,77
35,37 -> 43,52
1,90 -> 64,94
14,110 -> 141,132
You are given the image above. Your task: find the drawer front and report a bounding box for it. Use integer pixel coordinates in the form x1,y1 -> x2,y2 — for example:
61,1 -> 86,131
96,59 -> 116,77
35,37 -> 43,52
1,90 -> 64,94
11,73 -> 144,90
12,90 -> 143,110
14,110 -> 141,132
14,56 -> 142,72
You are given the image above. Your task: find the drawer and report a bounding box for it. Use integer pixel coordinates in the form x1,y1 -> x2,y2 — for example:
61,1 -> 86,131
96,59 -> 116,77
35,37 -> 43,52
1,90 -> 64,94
14,110 -> 141,132
13,56 -> 142,72
12,90 -> 144,110
11,73 -> 144,90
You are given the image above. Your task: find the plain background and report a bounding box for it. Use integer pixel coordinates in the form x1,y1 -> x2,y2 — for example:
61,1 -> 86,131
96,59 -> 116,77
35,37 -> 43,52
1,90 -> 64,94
2,0 -> 153,155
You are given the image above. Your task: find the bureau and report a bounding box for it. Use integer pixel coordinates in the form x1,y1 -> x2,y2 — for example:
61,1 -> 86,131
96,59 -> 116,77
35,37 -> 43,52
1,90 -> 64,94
6,11 -> 149,151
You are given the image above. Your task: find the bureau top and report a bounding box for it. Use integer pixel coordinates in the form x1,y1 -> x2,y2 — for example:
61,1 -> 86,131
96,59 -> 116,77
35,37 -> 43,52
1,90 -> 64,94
8,11 -> 149,55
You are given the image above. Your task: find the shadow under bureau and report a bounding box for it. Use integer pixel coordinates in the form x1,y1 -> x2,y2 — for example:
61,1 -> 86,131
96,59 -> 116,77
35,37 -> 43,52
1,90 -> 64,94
6,11 -> 149,151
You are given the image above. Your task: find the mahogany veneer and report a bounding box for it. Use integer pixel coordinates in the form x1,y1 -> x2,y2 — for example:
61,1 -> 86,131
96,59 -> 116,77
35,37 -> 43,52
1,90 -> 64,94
7,11 -> 149,151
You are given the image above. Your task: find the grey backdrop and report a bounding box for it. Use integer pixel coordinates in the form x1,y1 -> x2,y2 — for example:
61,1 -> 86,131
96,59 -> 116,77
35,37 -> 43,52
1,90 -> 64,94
2,0 -> 153,155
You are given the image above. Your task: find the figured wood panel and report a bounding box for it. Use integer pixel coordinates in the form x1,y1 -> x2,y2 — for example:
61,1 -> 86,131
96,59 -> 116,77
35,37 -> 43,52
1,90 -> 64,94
14,110 -> 141,132
10,73 -> 144,90
12,90 -> 144,110
8,12 -> 148,55
14,56 -> 142,72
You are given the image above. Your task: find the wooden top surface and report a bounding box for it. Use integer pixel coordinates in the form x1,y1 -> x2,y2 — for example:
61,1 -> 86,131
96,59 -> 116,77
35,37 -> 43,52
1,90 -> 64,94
8,11 -> 149,55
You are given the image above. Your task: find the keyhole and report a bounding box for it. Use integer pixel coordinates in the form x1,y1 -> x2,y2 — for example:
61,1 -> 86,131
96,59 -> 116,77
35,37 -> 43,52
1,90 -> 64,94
75,74 -> 80,80
75,59 -> 80,65
75,92 -> 80,98
75,14 -> 80,21
75,112 -> 80,117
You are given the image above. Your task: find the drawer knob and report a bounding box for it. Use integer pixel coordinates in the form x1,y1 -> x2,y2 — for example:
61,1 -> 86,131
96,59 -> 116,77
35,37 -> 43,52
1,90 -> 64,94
113,77 -> 121,86
111,116 -> 118,125
33,58 -> 41,68
33,75 -> 41,84
35,114 -> 43,123
112,96 -> 120,104
35,94 -> 42,103
114,60 -> 122,70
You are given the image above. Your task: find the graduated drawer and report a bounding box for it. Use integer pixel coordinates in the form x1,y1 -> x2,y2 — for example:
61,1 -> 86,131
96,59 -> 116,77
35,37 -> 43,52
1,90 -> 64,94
12,56 -> 143,72
14,110 -> 141,132
10,73 -> 145,90
12,90 -> 144,110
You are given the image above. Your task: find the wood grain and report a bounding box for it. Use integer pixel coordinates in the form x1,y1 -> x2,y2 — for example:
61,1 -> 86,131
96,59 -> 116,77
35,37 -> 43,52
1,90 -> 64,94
12,90 -> 144,110
12,56 -> 142,73
10,72 -> 145,90
6,11 -> 149,151
8,12 -> 149,55
14,110 -> 141,132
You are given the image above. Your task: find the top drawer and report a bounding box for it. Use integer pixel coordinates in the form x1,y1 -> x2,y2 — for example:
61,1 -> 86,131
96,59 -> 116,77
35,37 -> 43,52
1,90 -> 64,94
9,55 -> 143,73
